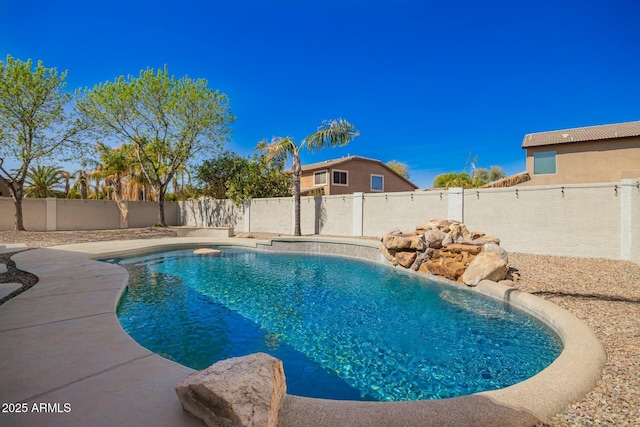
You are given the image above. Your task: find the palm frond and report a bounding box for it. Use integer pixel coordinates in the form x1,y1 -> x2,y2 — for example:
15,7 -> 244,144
256,137 -> 297,164
304,119 -> 359,152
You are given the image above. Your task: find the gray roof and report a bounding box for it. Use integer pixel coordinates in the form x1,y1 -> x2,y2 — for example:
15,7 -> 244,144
522,120 -> 640,148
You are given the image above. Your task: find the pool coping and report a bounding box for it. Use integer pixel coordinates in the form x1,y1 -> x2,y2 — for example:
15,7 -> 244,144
0,237 -> 606,426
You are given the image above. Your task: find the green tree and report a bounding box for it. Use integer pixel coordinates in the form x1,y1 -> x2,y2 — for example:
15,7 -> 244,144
258,119 -> 359,236
0,55 -> 86,230
488,165 -> 505,182
76,66 -> 234,226
24,165 -> 64,198
195,150 -> 244,198
433,166 -> 506,189
386,160 -> 410,179
433,171 -> 473,189
225,153 -> 291,204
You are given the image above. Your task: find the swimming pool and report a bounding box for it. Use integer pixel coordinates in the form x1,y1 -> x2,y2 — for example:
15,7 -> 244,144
115,248 -> 562,402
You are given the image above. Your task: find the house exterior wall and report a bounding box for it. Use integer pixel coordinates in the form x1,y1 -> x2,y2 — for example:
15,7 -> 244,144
522,137 -> 640,186
300,159 -> 416,195
0,180 -> 10,197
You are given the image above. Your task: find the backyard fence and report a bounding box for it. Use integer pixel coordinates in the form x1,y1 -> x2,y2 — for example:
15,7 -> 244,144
0,198 -> 179,231
179,179 -> 640,264
1,180 -> 638,264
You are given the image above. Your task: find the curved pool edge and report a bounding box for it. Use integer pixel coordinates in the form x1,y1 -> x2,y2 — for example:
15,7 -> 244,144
8,236 -> 605,426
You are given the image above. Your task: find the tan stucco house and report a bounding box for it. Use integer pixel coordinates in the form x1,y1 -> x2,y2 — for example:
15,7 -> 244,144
299,155 -> 418,195
521,120 -> 640,186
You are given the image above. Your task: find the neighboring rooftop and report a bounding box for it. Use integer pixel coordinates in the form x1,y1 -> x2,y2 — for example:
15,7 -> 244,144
299,155 -> 419,189
300,155 -> 382,171
522,120 -> 640,148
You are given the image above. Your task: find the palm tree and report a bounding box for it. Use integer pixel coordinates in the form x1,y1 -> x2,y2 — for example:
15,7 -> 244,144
60,170 -> 72,198
257,119 -> 359,236
70,169 -> 90,199
24,165 -> 64,198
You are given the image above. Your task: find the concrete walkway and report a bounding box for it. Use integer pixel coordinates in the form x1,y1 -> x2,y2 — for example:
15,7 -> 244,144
0,239 -> 232,427
0,238 -> 606,426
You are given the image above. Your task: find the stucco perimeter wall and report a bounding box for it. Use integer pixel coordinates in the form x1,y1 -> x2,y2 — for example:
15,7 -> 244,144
362,191 -> 449,236
249,197 -> 293,234
627,181 -> 640,264
463,184 -> 622,259
127,201 -> 179,227
174,182 -> 640,264
178,199 -> 244,229
0,198 -> 180,230
57,199 -> 121,230
299,195 -> 354,236
0,198 -> 47,230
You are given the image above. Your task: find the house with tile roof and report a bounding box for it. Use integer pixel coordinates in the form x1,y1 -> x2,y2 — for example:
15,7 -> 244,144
520,120 -> 640,186
299,155 -> 418,195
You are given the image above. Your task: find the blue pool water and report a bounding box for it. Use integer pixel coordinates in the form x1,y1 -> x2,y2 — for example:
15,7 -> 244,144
114,248 -> 562,402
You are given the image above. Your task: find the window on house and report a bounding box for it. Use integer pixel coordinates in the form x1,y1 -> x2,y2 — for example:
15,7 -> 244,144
371,174 -> 384,191
332,170 -> 348,185
313,171 -> 327,186
533,151 -> 557,174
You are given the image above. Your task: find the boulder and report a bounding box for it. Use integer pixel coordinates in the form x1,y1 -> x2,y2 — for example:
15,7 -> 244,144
378,243 -> 398,265
422,257 -> 467,281
441,234 -> 454,247
468,231 -> 486,240
462,252 -> 508,286
443,243 -> 483,255
193,248 -> 222,255
395,251 -> 417,268
381,233 -> 426,251
175,353 -> 286,427
482,243 -> 509,264
473,235 -> 501,245
424,229 -> 446,249
424,218 -> 455,232
411,248 -> 437,271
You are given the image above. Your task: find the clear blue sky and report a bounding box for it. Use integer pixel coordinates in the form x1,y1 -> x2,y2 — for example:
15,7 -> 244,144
2,0 -> 639,188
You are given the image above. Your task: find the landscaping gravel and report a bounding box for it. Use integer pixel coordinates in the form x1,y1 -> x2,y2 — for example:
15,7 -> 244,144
1,229 -> 639,426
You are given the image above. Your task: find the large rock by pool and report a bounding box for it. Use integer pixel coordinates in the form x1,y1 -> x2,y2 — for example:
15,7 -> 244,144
175,353 -> 286,427
380,219 -> 509,285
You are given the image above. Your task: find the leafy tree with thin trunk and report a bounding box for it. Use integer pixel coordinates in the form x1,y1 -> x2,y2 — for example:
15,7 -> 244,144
257,119 -> 359,236
224,153 -> 292,204
76,66 -> 234,226
0,55 -> 87,230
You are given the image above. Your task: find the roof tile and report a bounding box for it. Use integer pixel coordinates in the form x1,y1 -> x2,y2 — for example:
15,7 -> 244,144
522,120 -> 640,148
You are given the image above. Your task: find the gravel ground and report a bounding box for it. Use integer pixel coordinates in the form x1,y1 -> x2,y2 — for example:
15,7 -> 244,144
1,229 -> 639,426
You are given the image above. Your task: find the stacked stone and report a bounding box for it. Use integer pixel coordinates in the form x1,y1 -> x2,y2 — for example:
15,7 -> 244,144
379,219 -> 509,286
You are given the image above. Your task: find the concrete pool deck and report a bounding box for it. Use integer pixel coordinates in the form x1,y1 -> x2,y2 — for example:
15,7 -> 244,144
0,237 -> 606,426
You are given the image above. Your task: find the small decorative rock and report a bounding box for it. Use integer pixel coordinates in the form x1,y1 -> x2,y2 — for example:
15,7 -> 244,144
175,353 -> 286,427
193,248 -> 222,255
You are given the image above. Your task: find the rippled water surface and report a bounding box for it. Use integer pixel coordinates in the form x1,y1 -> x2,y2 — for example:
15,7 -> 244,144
114,248 -> 562,401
